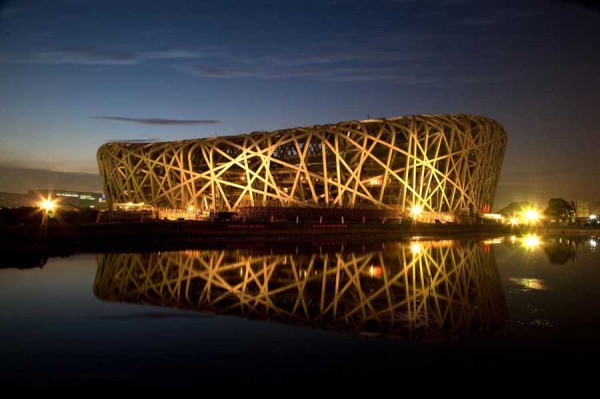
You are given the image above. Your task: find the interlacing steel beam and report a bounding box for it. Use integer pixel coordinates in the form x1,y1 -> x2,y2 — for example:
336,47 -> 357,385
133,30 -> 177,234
97,114 -> 507,215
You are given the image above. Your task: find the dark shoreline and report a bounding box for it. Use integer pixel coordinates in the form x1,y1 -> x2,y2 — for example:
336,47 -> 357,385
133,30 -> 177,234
1,220 -> 598,269
2,219 -> 512,244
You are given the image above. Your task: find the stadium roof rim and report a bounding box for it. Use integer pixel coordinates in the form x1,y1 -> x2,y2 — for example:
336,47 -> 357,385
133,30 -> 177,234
102,113 -> 501,146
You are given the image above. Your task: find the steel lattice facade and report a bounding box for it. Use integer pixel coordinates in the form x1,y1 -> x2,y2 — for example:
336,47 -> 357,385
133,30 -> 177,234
97,114 -> 507,216
94,241 -> 506,339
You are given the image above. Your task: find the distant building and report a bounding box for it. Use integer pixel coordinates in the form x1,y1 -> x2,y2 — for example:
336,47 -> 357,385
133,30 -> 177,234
575,200 -> 589,218
496,201 -> 542,225
29,189 -> 108,210
497,202 -> 532,217
575,200 -> 590,224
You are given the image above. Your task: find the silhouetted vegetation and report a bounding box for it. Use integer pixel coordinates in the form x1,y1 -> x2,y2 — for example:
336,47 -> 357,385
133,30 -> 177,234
544,198 -> 575,225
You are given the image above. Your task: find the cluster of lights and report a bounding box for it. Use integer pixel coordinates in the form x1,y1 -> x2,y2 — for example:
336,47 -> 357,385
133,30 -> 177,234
506,234 -> 542,249
508,207 -> 542,226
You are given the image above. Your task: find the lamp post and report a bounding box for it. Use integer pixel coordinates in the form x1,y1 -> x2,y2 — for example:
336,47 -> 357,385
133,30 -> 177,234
411,205 -> 422,223
38,198 -> 57,238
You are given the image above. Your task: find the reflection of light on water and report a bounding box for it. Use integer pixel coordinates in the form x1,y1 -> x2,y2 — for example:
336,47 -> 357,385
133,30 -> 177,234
95,241 -> 507,340
483,238 -> 503,245
510,235 -> 517,244
411,243 -> 421,254
522,234 -> 541,249
590,239 -> 597,251
510,277 -> 547,291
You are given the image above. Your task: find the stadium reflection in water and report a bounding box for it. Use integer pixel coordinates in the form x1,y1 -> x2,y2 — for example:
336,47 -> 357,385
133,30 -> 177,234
94,240 -> 506,340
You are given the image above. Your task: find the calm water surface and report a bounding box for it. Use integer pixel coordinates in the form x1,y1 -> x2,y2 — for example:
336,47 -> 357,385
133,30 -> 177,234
1,236 -> 599,385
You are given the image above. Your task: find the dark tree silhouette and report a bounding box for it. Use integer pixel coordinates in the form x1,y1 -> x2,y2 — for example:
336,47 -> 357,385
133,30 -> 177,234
544,198 -> 575,224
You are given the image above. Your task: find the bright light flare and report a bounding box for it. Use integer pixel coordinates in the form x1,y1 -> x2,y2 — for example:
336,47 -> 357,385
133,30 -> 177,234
522,208 -> 540,224
509,216 -> 519,226
369,265 -> 383,278
509,277 -> 546,291
39,199 -> 57,212
411,205 -> 422,218
522,234 -> 540,249
411,242 -> 421,254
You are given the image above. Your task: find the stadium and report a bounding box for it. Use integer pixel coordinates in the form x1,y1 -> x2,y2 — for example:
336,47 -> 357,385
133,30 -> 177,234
97,114 -> 507,222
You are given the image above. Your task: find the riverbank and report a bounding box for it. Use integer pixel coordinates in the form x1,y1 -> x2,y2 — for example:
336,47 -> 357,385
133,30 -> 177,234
1,219 -> 511,243
1,220 -> 598,268
2,219 -> 599,246
0,220 -> 507,266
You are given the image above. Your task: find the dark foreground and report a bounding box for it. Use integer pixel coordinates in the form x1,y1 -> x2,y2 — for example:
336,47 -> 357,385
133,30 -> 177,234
1,235 -> 599,387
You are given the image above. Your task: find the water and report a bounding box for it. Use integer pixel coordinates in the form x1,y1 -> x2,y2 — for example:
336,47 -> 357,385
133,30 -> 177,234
1,235 -> 599,385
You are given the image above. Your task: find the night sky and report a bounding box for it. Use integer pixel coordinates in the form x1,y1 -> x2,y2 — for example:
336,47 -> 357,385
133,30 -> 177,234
1,0 -> 599,210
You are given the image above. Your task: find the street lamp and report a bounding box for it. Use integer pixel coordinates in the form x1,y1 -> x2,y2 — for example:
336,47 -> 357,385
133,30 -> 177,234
522,208 -> 540,224
38,197 -> 58,228
410,204 -> 422,221
39,199 -> 57,213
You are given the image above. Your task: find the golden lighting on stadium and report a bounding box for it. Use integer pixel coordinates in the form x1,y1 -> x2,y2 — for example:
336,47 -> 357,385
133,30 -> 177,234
97,114 -> 507,215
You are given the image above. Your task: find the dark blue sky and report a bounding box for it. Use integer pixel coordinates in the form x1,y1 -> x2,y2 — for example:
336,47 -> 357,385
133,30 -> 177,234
1,0 -> 599,209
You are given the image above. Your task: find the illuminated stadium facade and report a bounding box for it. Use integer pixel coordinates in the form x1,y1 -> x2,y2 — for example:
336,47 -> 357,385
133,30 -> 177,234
97,114 -> 507,222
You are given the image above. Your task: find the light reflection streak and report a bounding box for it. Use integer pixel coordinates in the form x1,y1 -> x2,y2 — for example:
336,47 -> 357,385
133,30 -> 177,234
94,241 -> 506,340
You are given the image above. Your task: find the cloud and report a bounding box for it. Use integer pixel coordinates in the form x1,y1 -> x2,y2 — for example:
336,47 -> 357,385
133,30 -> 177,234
182,50 -> 498,84
3,47 -> 220,65
181,48 -> 437,83
0,43 -> 440,83
0,31 -> 507,85
91,116 -> 221,125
